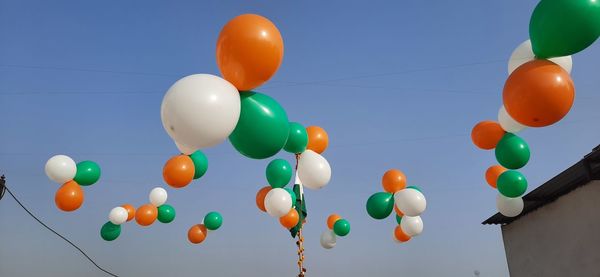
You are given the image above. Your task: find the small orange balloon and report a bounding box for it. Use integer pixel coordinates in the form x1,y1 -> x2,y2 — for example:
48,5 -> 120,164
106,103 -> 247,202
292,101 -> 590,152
55,180 -> 84,212
382,169 -> 407,193
394,205 -> 404,217
216,14 -> 284,91
279,209 -> 299,229
121,204 -> 136,222
503,60 -> 575,127
394,225 -> 411,243
306,126 -> 329,154
188,224 -> 208,244
327,214 -> 342,230
163,155 -> 195,188
255,186 -> 271,212
135,204 -> 158,226
485,165 -> 507,189
471,121 -> 505,150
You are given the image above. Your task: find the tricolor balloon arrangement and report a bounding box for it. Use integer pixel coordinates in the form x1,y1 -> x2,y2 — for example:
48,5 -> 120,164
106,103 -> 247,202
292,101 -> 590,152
471,0 -> 600,218
366,169 -> 427,243
320,214 -> 351,249
45,155 -> 101,212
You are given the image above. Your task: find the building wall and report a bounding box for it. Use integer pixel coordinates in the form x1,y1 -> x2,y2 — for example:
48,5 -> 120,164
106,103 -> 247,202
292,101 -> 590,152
501,181 -> 600,277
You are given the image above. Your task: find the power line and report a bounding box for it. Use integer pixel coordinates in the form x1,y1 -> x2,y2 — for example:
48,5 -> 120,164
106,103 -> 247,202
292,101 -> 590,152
0,64 -> 181,78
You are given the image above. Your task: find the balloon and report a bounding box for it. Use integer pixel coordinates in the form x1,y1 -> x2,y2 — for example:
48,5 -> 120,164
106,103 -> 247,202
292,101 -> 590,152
264,188 -> 292,217
135,204 -> 158,226
204,212 -> 223,231
149,187 -> 168,206
283,187 -> 297,207
255,186 -> 271,212
508,40 -> 572,74
471,121 -> 505,150
121,204 -> 136,222
100,222 -> 121,241
189,150 -> 208,179
284,122 -> 308,154
163,155 -> 195,188
156,205 -> 176,224
496,194 -> 524,217
175,141 -> 196,155
497,170 -> 528,198
394,204 -> 404,217
327,214 -> 342,230
395,214 -> 402,225
320,230 -> 337,249
406,186 -> 422,192
400,215 -> 423,237
45,155 -> 76,184
279,209 -> 299,229
108,207 -> 128,225
73,161 -> 101,186
393,225 -> 411,243
188,224 -> 208,244
216,14 -> 284,91
394,188 -> 426,217
161,74 -> 241,149
495,133 -> 530,169
55,180 -> 84,212
306,126 -> 329,154
503,60 -> 575,127
382,169 -> 407,193
333,219 -> 350,237
530,0 -> 600,58
266,159 -> 292,188
297,150 -> 331,190
366,192 -> 394,220
485,165 -> 507,189
498,106 -> 526,133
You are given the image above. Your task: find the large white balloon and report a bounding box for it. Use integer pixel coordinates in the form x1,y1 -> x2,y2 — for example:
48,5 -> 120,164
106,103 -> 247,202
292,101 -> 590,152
149,187 -> 168,206
400,215 -> 423,237
45,155 -> 77,184
298,150 -> 331,190
508,40 -> 572,74
394,188 -> 426,217
161,74 -> 241,149
264,188 -> 292,217
496,194 -> 524,217
175,141 -> 196,155
320,230 -> 337,249
108,207 -> 128,225
498,106 -> 526,133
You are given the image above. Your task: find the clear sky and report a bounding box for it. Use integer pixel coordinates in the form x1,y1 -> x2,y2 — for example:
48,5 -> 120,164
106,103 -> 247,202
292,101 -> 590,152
1,1 -> 600,276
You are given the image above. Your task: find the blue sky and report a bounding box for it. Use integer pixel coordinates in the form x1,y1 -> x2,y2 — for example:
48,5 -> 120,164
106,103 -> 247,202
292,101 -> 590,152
1,1 -> 600,276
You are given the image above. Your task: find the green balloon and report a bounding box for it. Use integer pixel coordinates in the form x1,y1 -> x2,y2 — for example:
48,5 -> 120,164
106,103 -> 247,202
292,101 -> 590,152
284,187 -> 297,206
333,219 -> 351,237
100,221 -> 121,241
74,161 -> 101,186
189,150 -> 208,179
366,192 -> 394,220
229,92 -> 289,159
407,185 -> 422,192
266,159 -> 292,188
396,214 -> 402,225
204,211 -> 223,231
283,122 -> 308,154
497,170 -> 528,198
530,0 -> 600,58
157,204 -> 176,223
495,133 -> 530,169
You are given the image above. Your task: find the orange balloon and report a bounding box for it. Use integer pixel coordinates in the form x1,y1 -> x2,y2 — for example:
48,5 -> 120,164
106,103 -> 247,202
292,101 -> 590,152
279,209 -> 299,229
382,169 -> 407,193
327,214 -> 342,230
55,180 -> 84,212
394,225 -> 411,243
135,204 -> 158,226
216,14 -> 284,91
306,126 -> 329,154
163,155 -> 195,188
485,165 -> 507,189
471,121 -> 505,150
255,186 -> 271,212
188,224 -> 208,244
394,204 -> 404,217
503,60 -> 575,127
121,204 -> 136,222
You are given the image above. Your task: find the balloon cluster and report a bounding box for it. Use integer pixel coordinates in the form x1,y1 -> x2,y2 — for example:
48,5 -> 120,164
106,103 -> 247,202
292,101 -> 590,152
45,155 -> 101,212
366,169 -> 427,243
320,214 -> 350,249
471,0 -> 600,217
187,212 -> 223,245
162,150 -> 208,189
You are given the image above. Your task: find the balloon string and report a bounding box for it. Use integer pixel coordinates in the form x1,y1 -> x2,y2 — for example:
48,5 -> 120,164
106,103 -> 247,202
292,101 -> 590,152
293,154 -> 306,276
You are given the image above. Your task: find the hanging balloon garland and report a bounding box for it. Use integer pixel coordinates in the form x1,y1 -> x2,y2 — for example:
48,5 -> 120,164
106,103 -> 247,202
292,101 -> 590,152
45,155 -> 101,212
472,0 -> 600,218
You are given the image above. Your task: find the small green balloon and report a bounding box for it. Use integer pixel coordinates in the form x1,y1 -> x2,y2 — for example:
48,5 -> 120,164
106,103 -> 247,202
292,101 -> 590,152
189,150 -> 208,179
266,159 -> 292,188
284,187 -> 297,206
406,185 -> 422,192
495,133 -> 530,169
283,122 -> 308,154
396,214 -> 402,225
366,192 -> 394,220
204,211 -> 223,231
497,170 -> 528,198
333,219 -> 351,237
100,221 -> 121,241
157,204 -> 176,223
74,161 -> 101,186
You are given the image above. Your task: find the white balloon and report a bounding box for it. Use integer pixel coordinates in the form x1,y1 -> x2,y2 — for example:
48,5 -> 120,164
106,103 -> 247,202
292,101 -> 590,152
298,150 -> 331,190
45,155 -> 77,184
161,74 -> 241,149
400,215 -> 423,237
264,188 -> 292,217
108,207 -> 128,225
149,187 -> 168,206
394,188 -> 426,217
496,194 -> 524,217
508,40 -> 572,74
320,230 -> 337,249
175,141 -> 197,155
498,106 -> 526,133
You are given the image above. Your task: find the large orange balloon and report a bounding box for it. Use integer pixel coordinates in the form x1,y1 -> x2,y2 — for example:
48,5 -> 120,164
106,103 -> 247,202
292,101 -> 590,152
382,169 -> 407,193
135,204 -> 158,226
279,209 -> 299,229
255,186 -> 271,212
306,126 -> 329,154
503,60 -> 575,127
163,155 -> 195,188
121,204 -> 136,222
394,225 -> 411,243
326,214 -> 342,230
216,14 -> 284,91
485,165 -> 507,189
188,224 -> 208,244
471,121 -> 505,150
55,180 -> 84,212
